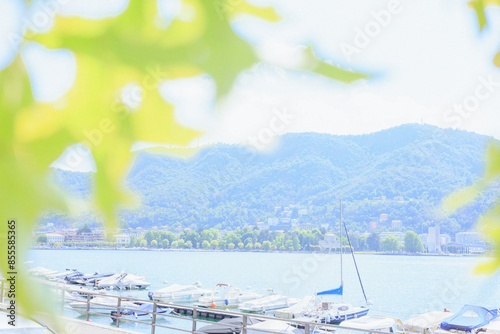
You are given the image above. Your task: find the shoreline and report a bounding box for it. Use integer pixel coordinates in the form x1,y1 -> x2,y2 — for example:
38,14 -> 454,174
29,247 -> 488,257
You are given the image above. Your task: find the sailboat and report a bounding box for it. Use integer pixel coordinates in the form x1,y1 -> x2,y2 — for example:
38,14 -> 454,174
285,196 -> 370,324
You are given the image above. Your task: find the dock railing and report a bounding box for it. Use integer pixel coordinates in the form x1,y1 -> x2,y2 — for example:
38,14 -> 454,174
0,279 -> 403,334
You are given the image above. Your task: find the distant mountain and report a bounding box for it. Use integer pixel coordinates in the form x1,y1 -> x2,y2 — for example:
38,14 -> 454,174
51,124 -> 498,235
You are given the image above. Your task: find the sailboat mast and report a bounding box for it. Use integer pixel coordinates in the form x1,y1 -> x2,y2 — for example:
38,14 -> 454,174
340,195 -> 343,302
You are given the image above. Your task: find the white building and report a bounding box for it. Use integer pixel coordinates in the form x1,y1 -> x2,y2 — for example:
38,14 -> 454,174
268,217 -> 279,226
114,234 -> 131,244
46,233 -> 65,244
427,226 -> 441,253
455,232 -> 484,245
319,233 -> 339,251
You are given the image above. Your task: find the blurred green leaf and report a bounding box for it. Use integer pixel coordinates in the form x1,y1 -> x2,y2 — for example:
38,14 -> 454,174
469,0 -> 487,30
485,143 -> 500,181
0,58 -> 67,327
469,0 -> 500,30
494,50 -> 500,67
1,0 -> 372,326
442,183 -> 484,214
475,203 -> 500,274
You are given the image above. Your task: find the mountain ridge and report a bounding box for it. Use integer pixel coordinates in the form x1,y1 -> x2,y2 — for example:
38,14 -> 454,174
50,124 -> 498,235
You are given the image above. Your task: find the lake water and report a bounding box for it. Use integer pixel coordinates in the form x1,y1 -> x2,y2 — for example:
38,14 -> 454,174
28,249 -> 500,333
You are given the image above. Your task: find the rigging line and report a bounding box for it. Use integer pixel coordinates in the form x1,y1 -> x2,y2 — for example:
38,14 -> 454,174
342,217 -> 369,306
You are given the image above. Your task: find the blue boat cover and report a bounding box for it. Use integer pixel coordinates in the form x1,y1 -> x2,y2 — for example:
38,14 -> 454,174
316,285 -> 343,296
122,304 -> 169,316
440,305 -> 499,332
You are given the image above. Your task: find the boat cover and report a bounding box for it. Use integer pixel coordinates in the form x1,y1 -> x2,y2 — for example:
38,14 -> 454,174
120,304 -> 170,317
477,317 -> 500,333
197,317 -> 262,334
440,305 -> 498,332
403,311 -> 453,332
339,315 -> 396,330
317,285 -> 343,296
247,320 -> 303,334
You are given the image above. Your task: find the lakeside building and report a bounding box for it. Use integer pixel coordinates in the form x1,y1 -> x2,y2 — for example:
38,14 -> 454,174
114,234 -> 131,244
319,233 -> 339,252
446,231 -> 488,254
455,231 -> 485,245
255,221 -> 268,231
391,220 -> 402,228
64,232 -> 104,243
46,233 -> 65,245
268,217 -> 279,226
427,226 -> 441,253
419,226 -> 450,253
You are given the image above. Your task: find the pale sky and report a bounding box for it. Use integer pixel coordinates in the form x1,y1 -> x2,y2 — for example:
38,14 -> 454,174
1,0 -> 500,171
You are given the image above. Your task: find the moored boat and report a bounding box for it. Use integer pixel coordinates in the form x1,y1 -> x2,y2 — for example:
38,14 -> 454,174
97,273 -> 150,290
282,197 -> 370,324
196,283 -> 263,309
275,295 -> 316,319
402,310 -> 453,333
110,303 -> 173,322
440,305 -> 499,332
149,283 -> 211,303
69,295 -> 138,315
336,315 -> 404,334
239,294 -> 300,313
197,317 -> 262,334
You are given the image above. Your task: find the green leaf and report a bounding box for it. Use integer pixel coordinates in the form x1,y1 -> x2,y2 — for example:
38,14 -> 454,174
469,0 -> 487,30
485,142 -> 500,181
494,50 -> 500,67
475,203 -> 500,274
442,183 -> 484,214
301,46 -> 370,83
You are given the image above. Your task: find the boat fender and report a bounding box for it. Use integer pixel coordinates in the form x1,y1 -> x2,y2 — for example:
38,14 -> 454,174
211,301 -> 216,308
148,292 -> 154,300
225,299 -> 229,305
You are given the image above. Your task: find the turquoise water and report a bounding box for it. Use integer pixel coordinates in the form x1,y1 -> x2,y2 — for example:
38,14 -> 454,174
28,250 -> 500,332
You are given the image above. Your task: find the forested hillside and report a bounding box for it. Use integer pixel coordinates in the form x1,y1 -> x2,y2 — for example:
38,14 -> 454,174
50,124 -> 498,235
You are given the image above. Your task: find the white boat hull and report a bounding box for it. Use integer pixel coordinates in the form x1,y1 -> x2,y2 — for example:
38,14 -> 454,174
197,294 -> 263,308
153,292 -> 208,303
240,295 -> 300,313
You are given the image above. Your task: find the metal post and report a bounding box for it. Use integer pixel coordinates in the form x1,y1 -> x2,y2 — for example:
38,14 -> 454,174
192,308 -> 197,333
85,293 -> 91,321
305,323 -> 310,334
242,314 -> 247,334
116,297 -> 122,328
151,303 -> 157,334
